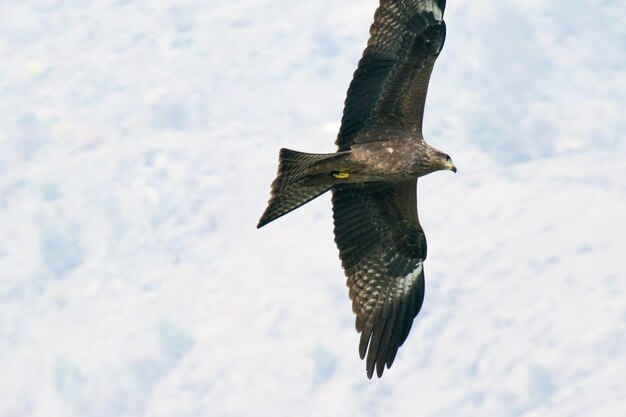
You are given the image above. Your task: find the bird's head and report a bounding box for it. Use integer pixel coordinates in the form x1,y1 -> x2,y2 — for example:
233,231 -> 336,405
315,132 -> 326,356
433,151 -> 457,173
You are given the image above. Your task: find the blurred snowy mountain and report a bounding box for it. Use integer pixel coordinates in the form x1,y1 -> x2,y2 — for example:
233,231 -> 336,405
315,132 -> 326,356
0,1 -> 625,416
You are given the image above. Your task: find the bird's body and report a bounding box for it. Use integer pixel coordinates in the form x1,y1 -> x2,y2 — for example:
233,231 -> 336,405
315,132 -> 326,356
258,0 -> 455,378
346,137 -> 453,180
304,138 -> 451,184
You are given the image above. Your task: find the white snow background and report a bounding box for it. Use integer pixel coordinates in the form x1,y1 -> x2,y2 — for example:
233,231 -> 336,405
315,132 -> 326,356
1,0 -> 625,416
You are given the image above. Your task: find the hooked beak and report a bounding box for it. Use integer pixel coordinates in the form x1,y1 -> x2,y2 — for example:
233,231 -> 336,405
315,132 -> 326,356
447,162 -> 457,173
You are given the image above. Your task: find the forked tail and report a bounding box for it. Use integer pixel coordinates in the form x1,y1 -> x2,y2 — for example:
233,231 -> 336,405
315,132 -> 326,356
257,148 -> 347,228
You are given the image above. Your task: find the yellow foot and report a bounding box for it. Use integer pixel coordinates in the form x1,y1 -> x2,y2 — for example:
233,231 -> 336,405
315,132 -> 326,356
332,171 -> 349,179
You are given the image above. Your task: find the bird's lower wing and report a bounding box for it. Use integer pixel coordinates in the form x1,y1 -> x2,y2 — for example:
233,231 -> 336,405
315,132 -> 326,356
331,179 -> 427,378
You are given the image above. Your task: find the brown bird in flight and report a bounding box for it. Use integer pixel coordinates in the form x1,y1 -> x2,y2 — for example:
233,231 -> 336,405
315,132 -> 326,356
258,0 -> 455,378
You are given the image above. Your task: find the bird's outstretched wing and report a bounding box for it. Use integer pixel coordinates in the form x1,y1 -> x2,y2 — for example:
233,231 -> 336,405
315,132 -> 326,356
332,179 -> 427,378
336,0 -> 447,151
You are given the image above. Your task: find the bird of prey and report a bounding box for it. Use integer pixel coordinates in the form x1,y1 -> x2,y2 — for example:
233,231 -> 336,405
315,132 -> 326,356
257,0 -> 455,378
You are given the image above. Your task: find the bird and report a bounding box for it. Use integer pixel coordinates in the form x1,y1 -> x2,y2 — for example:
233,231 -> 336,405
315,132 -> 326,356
257,0 -> 455,378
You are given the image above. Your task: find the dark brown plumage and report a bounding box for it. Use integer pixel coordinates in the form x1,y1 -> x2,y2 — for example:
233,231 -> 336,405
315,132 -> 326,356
258,0 -> 456,378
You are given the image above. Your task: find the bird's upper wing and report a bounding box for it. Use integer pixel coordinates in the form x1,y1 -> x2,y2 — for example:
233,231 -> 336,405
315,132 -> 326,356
332,179 -> 427,378
336,0 -> 447,151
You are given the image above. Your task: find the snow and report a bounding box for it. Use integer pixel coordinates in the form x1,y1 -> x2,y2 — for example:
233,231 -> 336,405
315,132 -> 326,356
1,0 -> 625,416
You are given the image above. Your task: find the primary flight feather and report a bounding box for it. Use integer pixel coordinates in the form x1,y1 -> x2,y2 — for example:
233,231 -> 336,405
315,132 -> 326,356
258,0 -> 455,378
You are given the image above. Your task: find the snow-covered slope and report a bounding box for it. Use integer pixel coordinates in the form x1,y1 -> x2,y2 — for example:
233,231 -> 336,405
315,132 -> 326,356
1,1 -> 624,416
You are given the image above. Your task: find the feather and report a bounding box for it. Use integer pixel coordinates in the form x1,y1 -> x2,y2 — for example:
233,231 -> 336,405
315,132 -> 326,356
332,179 -> 428,377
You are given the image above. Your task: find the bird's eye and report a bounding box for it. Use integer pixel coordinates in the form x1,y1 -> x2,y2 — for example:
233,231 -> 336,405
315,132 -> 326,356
443,154 -> 451,162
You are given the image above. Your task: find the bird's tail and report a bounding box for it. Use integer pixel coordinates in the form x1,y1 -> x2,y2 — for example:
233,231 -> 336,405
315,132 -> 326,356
257,148 -> 348,228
